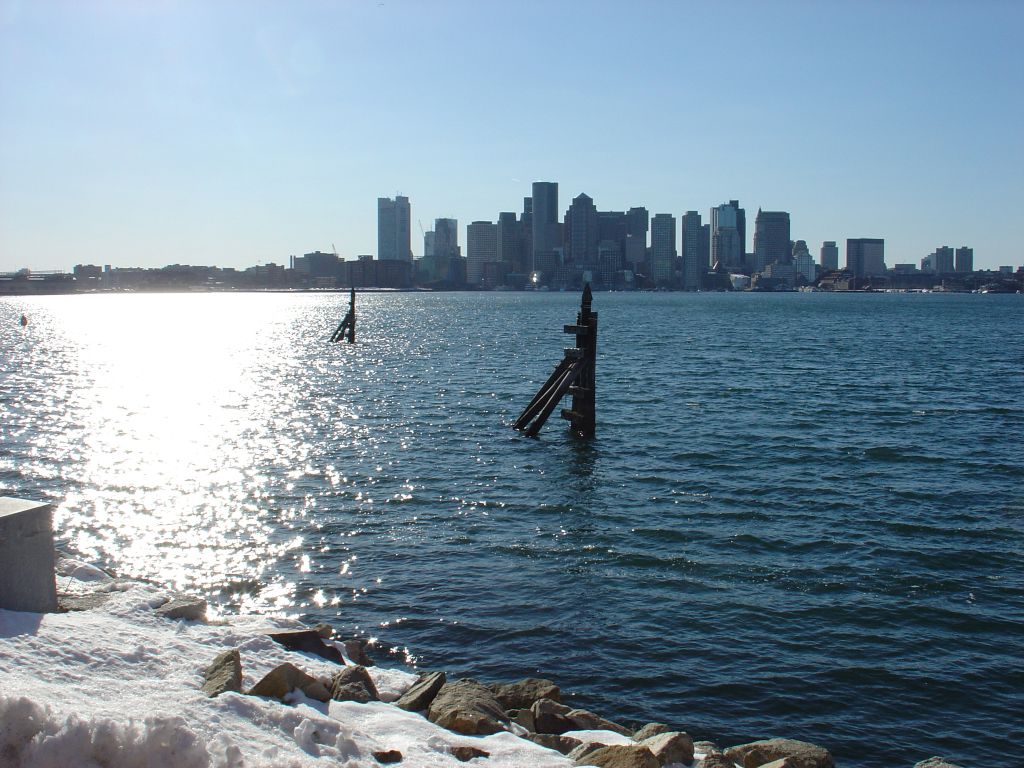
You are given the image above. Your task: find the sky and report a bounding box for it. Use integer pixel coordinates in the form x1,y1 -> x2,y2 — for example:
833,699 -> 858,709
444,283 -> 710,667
1,0 -> 1022,272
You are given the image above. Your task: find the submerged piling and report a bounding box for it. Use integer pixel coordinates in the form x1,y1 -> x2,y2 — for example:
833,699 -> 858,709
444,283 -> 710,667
329,288 -> 356,344
514,284 -> 597,438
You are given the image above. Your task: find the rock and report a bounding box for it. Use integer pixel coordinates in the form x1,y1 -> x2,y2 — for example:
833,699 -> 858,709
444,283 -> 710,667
528,733 -> 582,755
344,638 -> 375,666
373,749 -> 403,764
509,708 -> 536,732
427,679 -> 510,735
567,708 -> 632,736
759,759 -> 798,768
451,745 -> 490,762
330,665 -> 379,703
694,741 -> 721,755
699,752 -> 736,768
914,759 -> 964,768
531,698 -> 575,734
156,595 -> 207,622
201,648 -> 242,697
573,744 -> 659,768
567,742 -> 604,762
640,731 -> 695,766
268,629 -> 345,664
634,723 -> 673,741
314,623 -> 335,639
396,670 -> 446,711
724,738 -> 834,768
248,662 -> 331,702
490,678 -> 561,709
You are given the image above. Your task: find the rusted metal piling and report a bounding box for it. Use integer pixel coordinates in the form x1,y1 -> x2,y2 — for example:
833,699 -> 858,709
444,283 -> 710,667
329,288 -> 356,343
514,284 -> 597,438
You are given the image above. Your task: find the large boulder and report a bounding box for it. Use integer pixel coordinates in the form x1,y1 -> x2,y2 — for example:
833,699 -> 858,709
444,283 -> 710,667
201,648 -> 242,697
427,679 -> 510,735
724,738 -> 834,768
640,731 -> 695,766
567,708 -> 632,736
156,595 -> 207,622
914,760 -> 963,768
330,665 -> 379,703
344,638 -> 375,666
573,744 -> 659,768
699,752 -> 736,768
268,630 -> 345,664
248,662 -> 331,702
490,678 -> 561,709
633,723 -> 672,741
531,698 -> 576,734
396,670 -> 446,711
528,733 -> 582,755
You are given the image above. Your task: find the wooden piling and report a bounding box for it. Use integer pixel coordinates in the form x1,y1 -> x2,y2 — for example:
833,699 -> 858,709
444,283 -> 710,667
514,284 -> 597,438
329,288 -> 356,343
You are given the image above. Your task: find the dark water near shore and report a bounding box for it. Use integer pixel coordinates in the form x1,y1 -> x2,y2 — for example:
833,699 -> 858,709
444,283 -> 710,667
2,291 -> 1022,766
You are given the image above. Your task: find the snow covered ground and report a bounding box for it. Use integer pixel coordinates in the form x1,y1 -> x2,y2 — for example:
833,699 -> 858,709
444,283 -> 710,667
0,558 -> 622,767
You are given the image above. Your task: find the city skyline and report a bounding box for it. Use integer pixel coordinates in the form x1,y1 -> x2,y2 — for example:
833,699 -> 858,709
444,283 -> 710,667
2,1 -> 1022,272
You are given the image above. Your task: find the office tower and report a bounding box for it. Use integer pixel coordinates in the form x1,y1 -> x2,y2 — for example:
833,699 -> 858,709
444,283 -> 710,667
731,200 -> 746,257
921,253 -> 936,273
566,193 -> 599,265
793,240 -> 816,283
377,196 -> 412,262
466,221 -> 498,286
753,209 -> 792,272
934,246 -> 955,273
820,241 -> 839,272
624,234 -> 646,270
497,212 -> 520,269
955,246 -> 974,273
423,231 -> 435,259
434,218 -> 458,258
531,182 -> 559,271
681,211 -> 704,290
650,214 -> 677,284
598,211 -> 629,251
627,207 -> 649,246
711,203 -> 742,270
846,238 -> 886,277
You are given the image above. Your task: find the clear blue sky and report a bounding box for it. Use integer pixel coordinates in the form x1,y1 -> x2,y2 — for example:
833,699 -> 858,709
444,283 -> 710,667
2,0 -> 1022,272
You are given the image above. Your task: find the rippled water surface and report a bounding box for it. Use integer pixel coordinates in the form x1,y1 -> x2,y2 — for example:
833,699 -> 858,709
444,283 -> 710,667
2,291 -> 1022,765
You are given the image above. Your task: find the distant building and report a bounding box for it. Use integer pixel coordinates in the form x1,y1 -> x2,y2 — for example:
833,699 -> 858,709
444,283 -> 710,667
627,207 -> 649,246
711,201 -> 744,271
955,246 -> 974,273
377,196 -> 412,262
933,246 -> 955,273
846,238 -> 886,277
566,193 -> 599,265
650,213 -> 677,285
681,211 -> 704,290
496,212 -> 522,273
820,241 -> 839,272
753,209 -> 792,272
466,221 -> 498,286
531,182 -> 559,272
793,240 -> 815,283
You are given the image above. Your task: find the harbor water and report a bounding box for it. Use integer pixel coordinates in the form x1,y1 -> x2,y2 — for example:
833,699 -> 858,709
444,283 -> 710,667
1,291 -> 1021,766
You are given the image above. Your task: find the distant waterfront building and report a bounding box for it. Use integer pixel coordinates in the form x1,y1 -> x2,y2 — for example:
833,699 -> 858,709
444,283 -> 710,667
377,196 -> 412,262
423,230 -> 435,258
531,182 -> 559,272
496,212 -> 521,272
681,211 -> 704,290
711,203 -> 742,271
921,253 -> 935,273
955,246 -> 974,273
793,240 -> 816,283
650,213 -> 677,285
565,193 -> 599,265
820,241 -> 839,272
466,221 -> 498,286
627,207 -> 649,247
934,246 -> 955,273
753,210 -> 792,273
846,238 -> 886,277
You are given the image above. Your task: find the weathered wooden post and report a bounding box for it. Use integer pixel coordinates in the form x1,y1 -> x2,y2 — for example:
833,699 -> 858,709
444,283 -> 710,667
514,284 -> 597,438
329,288 -> 356,343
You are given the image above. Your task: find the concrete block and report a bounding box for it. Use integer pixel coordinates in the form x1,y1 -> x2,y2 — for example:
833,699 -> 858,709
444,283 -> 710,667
0,497 -> 58,613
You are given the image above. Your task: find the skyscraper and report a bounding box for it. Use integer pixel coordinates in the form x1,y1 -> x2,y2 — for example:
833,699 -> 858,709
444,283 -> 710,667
753,209 -> 792,272
820,241 -> 839,272
531,182 -> 559,272
377,196 -> 412,262
681,211 -> 704,290
466,221 -> 498,286
711,203 -> 743,270
650,214 -> 677,285
846,238 -> 886,277
955,246 -> 974,273
496,212 -> 520,270
627,207 -> 649,246
934,246 -> 955,273
566,193 -> 599,265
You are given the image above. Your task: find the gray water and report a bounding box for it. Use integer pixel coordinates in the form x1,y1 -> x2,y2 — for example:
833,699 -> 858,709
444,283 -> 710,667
1,291 -> 1022,766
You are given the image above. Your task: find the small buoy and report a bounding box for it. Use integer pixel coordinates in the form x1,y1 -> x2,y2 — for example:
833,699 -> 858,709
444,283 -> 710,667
20,314 -> 28,327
